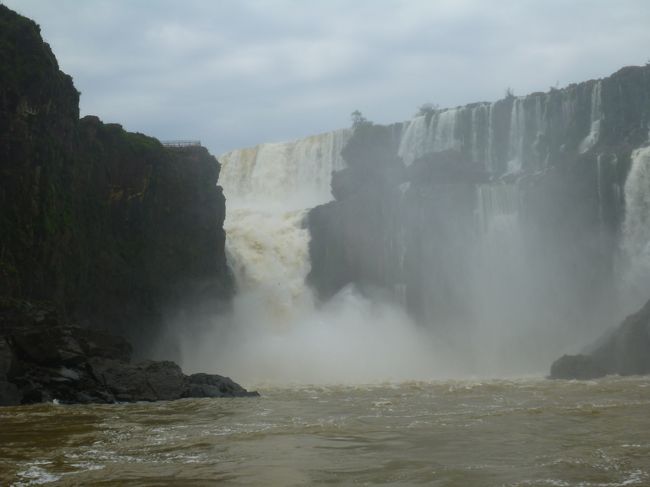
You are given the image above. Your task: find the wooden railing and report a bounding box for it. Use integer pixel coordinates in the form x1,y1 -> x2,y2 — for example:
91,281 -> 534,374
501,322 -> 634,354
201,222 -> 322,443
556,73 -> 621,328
161,140 -> 201,148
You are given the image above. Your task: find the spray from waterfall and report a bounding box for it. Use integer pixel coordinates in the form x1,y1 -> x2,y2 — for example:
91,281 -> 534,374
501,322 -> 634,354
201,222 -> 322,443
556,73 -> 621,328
175,76 -> 633,384
178,129 -> 459,385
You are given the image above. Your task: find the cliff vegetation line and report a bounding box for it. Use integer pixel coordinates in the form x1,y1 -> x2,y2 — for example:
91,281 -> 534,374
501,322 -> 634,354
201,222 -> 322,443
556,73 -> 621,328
0,5 -> 233,353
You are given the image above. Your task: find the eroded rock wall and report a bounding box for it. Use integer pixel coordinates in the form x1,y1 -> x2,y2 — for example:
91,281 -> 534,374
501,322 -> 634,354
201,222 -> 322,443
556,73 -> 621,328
0,5 -> 232,352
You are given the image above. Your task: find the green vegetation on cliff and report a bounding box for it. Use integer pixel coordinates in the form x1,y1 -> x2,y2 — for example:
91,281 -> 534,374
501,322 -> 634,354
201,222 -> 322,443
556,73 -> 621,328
0,6 -> 232,352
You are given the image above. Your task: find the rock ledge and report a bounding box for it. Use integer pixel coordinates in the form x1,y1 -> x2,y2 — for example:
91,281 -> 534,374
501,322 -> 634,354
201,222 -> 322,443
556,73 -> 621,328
0,299 -> 258,406
549,298 -> 650,380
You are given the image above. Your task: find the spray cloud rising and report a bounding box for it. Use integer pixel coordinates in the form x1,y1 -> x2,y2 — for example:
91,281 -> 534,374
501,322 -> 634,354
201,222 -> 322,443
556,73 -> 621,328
175,69 -> 650,385
176,129 -> 459,385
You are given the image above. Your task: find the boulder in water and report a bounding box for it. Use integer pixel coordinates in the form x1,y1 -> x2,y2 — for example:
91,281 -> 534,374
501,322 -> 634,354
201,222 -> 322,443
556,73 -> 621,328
550,298 -> 650,379
549,354 -> 607,380
0,299 -> 258,405
185,372 -> 258,398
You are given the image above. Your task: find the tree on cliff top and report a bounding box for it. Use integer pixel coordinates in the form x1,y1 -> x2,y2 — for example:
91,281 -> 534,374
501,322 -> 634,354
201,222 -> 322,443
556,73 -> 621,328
350,110 -> 372,129
415,103 -> 439,117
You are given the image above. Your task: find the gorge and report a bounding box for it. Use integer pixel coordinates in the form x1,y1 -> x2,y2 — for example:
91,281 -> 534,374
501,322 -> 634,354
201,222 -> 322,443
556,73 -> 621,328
2,2 -> 650,398
0,5 -> 249,405
208,64 -> 650,382
3,3 -> 650,485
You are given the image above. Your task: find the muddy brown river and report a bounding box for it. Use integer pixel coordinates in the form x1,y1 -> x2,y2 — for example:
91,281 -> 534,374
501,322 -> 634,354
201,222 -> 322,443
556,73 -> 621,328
1,377 -> 649,486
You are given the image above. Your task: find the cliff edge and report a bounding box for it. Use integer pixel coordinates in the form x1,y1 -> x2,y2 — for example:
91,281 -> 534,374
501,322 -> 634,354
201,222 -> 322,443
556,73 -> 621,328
0,5 -> 232,354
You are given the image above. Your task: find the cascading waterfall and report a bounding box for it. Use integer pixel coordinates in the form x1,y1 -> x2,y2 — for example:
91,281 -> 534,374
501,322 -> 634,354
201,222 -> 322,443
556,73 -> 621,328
397,115 -> 429,166
471,183 -> 535,374
219,129 -> 350,209
185,128 -> 449,384
179,71 -> 648,383
506,98 -> 526,173
392,78 -> 614,373
621,145 -> 650,309
397,107 -> 464,166
579,81 -> 603,154
398,80 -> 603,175
217,129 -> 350,323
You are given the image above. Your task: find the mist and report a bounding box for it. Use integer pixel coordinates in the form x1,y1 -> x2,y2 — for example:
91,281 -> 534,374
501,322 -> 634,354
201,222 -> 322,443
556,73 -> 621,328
179,285 -> 462,386
173,131 -> 457,385
166,73 -> 650,385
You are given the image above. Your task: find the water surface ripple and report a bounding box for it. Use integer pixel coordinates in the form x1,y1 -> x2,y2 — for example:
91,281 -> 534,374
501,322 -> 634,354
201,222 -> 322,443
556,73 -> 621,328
1,377 -> 649,486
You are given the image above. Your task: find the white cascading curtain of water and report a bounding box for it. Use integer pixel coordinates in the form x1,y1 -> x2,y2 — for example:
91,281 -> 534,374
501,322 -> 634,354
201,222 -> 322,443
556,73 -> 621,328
218,130 -> 351,323
621,145 -> 650,309
579,81 -> 603,154
182,81 -> 621,383
182,128 -> 452,385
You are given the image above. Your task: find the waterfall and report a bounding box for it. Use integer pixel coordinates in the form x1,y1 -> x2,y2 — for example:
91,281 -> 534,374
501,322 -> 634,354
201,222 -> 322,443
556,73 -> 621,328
399,104 -> 492,169
432,108 -> 460,153
398,108 -> 466,166
187,68 -> 650,382
224,207 -> 314,324
471,183 -> 534,373
579,81 -> 603,153
621,146 -> 650,308
397,115 -> 429,167
507,98 -> 526,174
220,129 -> 350,209
198,128 -> 445,384
218,130 -> 350,321
475,183 -> 520,234
469,103 -> 491,168
395,80 -> 606,176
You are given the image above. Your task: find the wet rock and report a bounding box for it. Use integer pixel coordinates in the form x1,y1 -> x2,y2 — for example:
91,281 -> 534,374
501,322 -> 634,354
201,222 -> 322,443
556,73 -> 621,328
0,5 -> 233,355
74,328 -> 133,363
0,299 -> 257,405
90,359 -> 186,402
0,337 -> 14,379
11,328 -> 86,366
185,373 -> 260,398
0,381 -> 21,406
590,298 -> 650,376
550,298 -> 650,379
549,354 -> 607,380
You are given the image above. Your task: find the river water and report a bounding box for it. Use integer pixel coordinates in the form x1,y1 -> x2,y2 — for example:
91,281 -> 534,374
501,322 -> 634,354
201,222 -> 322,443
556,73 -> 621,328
1,376 -> 649,486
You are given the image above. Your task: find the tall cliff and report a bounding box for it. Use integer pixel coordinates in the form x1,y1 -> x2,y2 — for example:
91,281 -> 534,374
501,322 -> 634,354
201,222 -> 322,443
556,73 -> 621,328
306,65 -> 650,370
0,6 -> 232,353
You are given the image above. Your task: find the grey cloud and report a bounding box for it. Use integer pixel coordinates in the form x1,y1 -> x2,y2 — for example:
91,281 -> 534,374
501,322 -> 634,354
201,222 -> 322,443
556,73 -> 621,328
4,0 -> 650,155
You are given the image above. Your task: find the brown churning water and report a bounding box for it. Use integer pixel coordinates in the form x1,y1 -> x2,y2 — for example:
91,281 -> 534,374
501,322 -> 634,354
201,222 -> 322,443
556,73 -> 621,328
1,376 -> 650,486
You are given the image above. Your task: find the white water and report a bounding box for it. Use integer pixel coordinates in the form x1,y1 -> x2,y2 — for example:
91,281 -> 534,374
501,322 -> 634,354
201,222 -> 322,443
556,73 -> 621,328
180,79 -> 624,384
470,183 -> 547,374
399,81 -> 604,173
579,81 -> 603,153
398,108 -> 463,166
621,145 -> 650,309
181,129 -> 453,385
507,98 -> 526,174
219,129 -> 350,209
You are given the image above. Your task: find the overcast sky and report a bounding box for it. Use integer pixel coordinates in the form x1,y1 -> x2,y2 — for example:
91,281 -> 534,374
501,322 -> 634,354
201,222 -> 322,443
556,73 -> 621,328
4,0 -> 650,156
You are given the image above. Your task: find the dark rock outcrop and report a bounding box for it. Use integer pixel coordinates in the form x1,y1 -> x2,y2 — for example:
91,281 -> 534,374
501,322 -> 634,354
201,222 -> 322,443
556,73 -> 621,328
0,299 -> 257,405
549,354 -> 607,380
550,298 -> 650,379
0,5 -> 233,353
0,6 -> 246,403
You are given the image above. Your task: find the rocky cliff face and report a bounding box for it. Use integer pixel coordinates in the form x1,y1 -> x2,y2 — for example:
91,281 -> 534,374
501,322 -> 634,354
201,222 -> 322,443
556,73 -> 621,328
307,65 -> 650,370
0,5 -> 232,353
550,297 -> 650,379
0,298 -> 256,406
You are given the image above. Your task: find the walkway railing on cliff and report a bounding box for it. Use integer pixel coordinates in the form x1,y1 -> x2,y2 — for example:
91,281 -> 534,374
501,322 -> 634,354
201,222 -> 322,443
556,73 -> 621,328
161,140 -> 202,148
